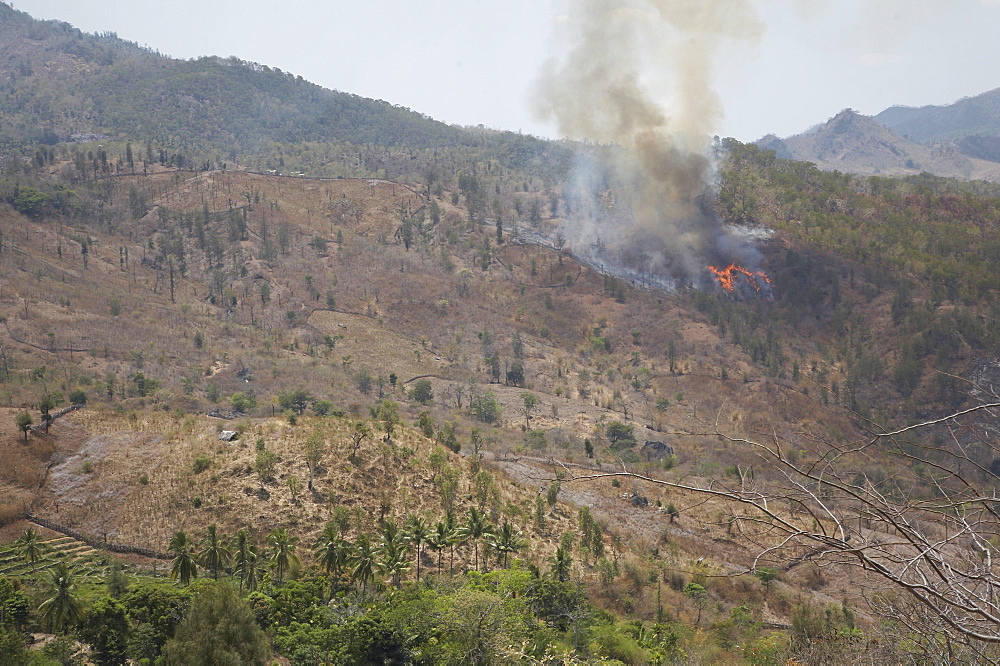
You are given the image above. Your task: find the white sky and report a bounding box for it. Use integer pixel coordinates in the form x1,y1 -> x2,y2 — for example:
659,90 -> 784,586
10,0 -> 1000,142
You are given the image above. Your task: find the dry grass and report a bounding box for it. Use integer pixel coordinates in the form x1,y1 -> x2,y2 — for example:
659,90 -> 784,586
29,408 -> 575,572
307,310 -> 449,381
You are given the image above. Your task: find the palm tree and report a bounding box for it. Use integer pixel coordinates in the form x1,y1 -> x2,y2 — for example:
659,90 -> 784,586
350,534 -> 377,598
429,521 -> 450,575
486,521 -> 525,569
239,546 -> 262,593
169,531 -> 198,585
550,547 -> 573,583
404,515 -> 432,581
15,527 -> 44,572
198,524 -> 232,580
267,527 -> 299,585
314,522 -> 351,595
445,513 -> 462,574
457,507 -> 494,572
38,562 -> 83,632
377,520 -> 411,589
231,529 -> 253,590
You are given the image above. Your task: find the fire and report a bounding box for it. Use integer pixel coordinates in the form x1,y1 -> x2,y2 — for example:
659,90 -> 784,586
707,264 -> 772,292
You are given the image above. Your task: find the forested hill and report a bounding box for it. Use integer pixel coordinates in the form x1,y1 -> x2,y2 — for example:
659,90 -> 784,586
0,3 -> 570,177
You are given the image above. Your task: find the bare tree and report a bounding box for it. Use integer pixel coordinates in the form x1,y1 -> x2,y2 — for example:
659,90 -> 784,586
566,393 -> 1000,661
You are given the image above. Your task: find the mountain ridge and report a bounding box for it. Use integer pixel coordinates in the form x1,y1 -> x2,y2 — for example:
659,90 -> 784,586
761,108 -> 1000,181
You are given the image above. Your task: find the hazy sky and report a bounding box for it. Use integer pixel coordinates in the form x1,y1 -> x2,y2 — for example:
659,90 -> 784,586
10,0 -> 1000,141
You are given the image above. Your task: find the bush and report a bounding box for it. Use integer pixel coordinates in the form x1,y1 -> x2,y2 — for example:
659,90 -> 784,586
192,455 -> 211,474
526,429 -> 547,450
229,391 -> 257,413
278,388 -> 313,414
416,410 -> 435,437
312,400 -> 334,416
68,389 -> 87,405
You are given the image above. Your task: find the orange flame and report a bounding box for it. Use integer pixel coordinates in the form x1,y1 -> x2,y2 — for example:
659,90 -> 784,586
707,264 -> 772,292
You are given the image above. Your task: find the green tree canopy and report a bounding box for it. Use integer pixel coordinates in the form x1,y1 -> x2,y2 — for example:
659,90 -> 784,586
161,582 -> 270,666
410,379 -> 433,405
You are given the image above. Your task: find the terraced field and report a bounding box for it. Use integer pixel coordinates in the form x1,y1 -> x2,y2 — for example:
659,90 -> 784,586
0,530 -> 158,587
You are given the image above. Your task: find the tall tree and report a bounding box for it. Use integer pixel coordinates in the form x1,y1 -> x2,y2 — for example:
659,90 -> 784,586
15,411 -> 31,442
549,547 -> 573,583
266,527 -> 299,585
313,522 -> 350,596
378,400 -> 400,442
198,525 -> 231,581
304,430 -> 325,491
404,515 -> 432,581
376,520 -> 411,589
486,521 -> 525,569
457,507 -> 494,572
429,521 -> 452,575
38,562 -> 83,632
350,534 -> 377,598
520,392 -> 539,429
161,582 -> 269,666
14,527 -> 43,572
78,596 -> 129,666
230,529 -> 253,591
39,394 -> 55,432
168,532 -> 198,586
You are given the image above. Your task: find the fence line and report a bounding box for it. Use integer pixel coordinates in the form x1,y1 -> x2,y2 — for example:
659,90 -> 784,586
26,513 -> 171,560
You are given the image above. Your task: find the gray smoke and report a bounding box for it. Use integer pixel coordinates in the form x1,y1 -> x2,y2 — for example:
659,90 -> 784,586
534,0 -> 763,287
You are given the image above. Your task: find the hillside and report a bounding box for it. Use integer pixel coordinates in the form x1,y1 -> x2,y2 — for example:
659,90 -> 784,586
0,2 -> 572,186
0,3 -> 999,662
0,135 -> 997,660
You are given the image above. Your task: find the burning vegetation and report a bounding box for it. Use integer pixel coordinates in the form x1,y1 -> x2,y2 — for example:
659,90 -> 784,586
706,263 -> 772,294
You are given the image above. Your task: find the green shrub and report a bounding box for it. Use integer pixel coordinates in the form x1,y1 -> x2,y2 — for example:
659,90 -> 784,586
193,455 -> 211,474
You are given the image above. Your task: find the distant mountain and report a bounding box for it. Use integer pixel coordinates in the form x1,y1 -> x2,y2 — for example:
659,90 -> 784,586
875,88 -> 1000,143
759,108 -> 1000,182
755,86 -> 1000,181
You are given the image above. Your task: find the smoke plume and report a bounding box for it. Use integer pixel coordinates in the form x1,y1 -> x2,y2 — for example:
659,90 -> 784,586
535,0 -> 763,288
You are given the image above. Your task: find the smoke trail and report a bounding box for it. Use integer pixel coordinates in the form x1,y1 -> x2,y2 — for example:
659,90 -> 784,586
535,0 -> 763,287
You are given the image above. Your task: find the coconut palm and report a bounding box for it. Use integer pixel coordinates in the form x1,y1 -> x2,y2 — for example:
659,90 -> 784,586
267,527 -> 299,585
350,534 -> 378,598
442,512 -> 464,574
549,547 -> 573,583
377,520 -> 411,589
38,562 -> 83,632
429,521 -> 451,575
314,521 -> 351,595
15,527 -> 44,572
231,529 -> 252,590
168,531 -> 198,585
238,545 -> 262,593
457,507 -> 494,572
198,524 -> 232,580
404,515 -> 432,581
486,521 -> 525,569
